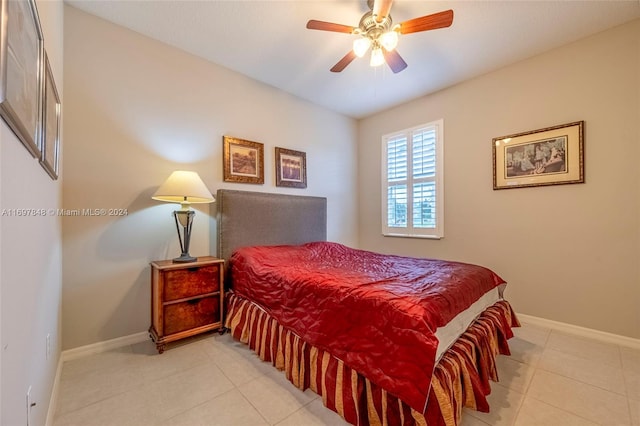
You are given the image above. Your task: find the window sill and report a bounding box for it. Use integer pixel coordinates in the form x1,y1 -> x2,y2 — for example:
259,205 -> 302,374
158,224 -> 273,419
382,233 -> 443,240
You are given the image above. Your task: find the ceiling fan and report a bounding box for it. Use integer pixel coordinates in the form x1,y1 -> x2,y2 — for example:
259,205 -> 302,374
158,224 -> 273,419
306,0 -> 453,74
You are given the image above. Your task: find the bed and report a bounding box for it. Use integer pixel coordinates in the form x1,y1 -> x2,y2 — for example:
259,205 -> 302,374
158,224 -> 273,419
216,189 -> 519,426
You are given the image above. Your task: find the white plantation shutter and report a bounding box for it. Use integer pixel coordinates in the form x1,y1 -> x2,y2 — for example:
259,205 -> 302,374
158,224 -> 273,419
387,184 -> 407,227
387,136 -> 407,181
382,120 -> 444,238
386,136 -> 408,227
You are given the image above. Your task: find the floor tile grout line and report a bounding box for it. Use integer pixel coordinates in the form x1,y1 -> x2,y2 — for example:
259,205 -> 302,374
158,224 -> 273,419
617,342 -> 625,370
54,324 -> 637,426
160,387 -> 240,424
53,384 -> 133,422
534,360 -> 629,398
473,328 -> 628,426
57,341 -> 218,421
540,344 -> 627,367
523,391 -> 611,426
517,367 -> 543,422
626,397 -> 634,426
235,374 -> 286,425
54,343 -> 143,419
546,328 -> 627,355
505,377 -> 526,426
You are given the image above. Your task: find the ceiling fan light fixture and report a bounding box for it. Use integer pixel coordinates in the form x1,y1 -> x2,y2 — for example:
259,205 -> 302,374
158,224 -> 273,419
353,37 -> 372,58
379,30 -> 399,51
307,3 -> 454,74
370,47 -> 385,67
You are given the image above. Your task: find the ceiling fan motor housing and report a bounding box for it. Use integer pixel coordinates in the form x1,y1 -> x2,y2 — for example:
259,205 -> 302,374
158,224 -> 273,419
358,11 -> 393,41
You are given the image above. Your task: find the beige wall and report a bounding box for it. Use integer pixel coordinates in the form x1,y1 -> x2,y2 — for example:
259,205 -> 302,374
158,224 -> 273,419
358,20 -> 640,339
62,6 -> 358,350
0,1 -> 64,424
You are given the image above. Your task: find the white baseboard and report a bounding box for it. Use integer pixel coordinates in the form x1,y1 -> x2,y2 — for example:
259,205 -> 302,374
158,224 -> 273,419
517,313 -> 640,350
45,356 -> 63,426
61,331 -> 149,362
46,332 -> 148,425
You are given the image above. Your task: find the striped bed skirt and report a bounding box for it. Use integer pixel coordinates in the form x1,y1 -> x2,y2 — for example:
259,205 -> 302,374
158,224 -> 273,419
225,293 -> 520,426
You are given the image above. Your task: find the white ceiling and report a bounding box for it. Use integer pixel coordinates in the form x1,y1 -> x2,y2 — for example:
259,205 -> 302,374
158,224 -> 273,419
65,0 -> 640,119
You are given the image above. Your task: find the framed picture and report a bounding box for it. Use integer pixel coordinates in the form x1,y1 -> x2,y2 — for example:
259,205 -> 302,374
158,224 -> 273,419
275,147 -> 307,188
0,0 -> 44,157
39,52 -> 60,180
493,121 -> 584,190
223,136 -> 264,184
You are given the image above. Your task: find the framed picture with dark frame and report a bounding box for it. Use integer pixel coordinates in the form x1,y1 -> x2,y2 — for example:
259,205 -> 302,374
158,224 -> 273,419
223,136 -> 264,184
0,0 -> 44,157
493,121 -> 584,190
39,52 -> 60,180
275,147 -> 307,189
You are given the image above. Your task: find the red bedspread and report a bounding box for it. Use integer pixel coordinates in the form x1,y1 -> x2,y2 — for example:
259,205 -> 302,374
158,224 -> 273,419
229,242 -> 506,413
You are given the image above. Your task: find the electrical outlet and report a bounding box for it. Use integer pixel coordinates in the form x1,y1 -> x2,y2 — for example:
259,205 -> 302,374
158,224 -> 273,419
46,334 -> 51,360
26,386 -> 32,426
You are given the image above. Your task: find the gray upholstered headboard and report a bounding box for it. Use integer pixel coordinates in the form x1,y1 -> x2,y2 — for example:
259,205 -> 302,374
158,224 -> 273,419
216,189 -> 327,262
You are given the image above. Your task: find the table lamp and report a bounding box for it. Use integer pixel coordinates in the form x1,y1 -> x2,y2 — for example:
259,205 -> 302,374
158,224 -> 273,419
152,171 -> 214,263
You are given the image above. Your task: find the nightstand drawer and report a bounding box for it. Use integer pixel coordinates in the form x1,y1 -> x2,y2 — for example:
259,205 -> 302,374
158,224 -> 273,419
164,264 -> 220,301
163,296 -> 221,335
150,256 -> 224,353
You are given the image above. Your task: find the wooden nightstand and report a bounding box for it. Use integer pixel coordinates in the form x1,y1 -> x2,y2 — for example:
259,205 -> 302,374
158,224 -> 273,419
149,256 -> 224,353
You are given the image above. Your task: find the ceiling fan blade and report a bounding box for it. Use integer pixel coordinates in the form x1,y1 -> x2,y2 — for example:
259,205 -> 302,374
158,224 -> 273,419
383,49 -> 408,74
330,51 -> 357,73
372,0 -> 393,22
306,20 -> 356,34
399,9 -> 454,34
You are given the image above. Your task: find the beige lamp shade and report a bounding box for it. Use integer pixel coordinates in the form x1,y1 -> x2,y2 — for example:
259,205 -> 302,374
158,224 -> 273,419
152,171 -> 214,209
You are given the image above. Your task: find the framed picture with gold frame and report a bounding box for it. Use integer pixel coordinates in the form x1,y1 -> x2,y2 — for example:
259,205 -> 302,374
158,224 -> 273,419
275,147 -> 306,189
223,136 -> 264,184
493,121 -> 584,190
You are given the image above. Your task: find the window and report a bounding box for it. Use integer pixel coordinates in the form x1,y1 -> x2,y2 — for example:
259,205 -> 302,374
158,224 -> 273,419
382,120 -> 444,239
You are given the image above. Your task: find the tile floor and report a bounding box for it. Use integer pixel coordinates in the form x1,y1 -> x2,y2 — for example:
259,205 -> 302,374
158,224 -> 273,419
53,322 -> 640,426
